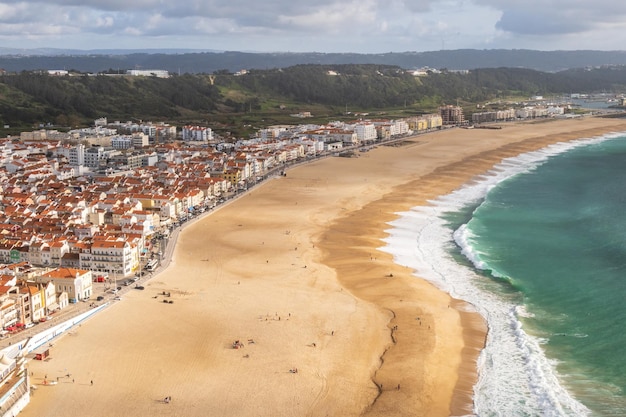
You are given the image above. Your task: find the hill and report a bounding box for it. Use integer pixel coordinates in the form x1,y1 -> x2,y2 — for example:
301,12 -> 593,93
2,49 -> 626,74
1,64 -> 626,136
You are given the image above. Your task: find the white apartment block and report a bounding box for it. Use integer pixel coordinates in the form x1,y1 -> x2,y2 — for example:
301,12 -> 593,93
111,133 -> 148,149
141,125 -> 157,138
111,136 -> 133,150
354,123 -> 378,143
80,240 -> 134,277
182,126 -> 214,142
84,146 -> 108,168
58,143 -> 85,166
392,120 -> 410,136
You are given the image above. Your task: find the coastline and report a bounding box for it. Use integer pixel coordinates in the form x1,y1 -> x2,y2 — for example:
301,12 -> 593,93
316,117 -> 626,415
20,117 -> 626,417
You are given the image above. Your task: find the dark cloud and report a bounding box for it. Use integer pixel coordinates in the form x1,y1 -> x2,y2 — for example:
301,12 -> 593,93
1,0 -> 626,52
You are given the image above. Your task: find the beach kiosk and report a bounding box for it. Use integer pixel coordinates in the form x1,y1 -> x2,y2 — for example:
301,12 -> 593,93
34,347 -> 50,361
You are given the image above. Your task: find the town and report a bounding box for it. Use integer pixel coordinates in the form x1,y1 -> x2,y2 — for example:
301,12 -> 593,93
0,94 -> 587,415
0,99 -> 581,334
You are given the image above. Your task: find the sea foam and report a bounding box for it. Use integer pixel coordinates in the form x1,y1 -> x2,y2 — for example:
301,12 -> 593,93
378,134 -> 624,416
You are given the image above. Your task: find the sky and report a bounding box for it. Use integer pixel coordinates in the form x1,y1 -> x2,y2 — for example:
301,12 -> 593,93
1,0 -> 626,53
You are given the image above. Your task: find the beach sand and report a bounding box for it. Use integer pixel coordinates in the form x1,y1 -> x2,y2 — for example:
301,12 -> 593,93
21,117 -> 626,417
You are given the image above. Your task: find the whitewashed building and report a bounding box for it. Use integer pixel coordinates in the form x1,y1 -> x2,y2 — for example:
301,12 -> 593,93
354,123 -> 378,143
182,126 -> 214,142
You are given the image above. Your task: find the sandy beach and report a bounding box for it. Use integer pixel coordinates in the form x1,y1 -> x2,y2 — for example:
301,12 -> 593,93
21,116 -> 626,417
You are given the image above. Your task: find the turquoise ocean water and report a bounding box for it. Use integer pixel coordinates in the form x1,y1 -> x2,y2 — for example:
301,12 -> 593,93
381,131 -> 626,416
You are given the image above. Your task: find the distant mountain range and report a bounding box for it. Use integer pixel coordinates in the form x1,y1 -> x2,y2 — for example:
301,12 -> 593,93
0,47 -> 220,56
1,49 -> 626,74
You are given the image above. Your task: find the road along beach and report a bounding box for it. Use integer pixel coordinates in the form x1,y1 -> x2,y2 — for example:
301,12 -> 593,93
22,116 -> 626,417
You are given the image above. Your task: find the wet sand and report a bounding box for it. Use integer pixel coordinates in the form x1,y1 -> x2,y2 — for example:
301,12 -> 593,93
22,117 -> 626,417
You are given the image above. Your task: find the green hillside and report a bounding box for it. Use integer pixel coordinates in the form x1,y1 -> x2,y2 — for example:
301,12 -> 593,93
1,64 -> 626,136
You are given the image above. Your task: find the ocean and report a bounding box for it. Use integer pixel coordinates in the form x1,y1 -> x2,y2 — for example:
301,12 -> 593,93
381,131 -> 626,416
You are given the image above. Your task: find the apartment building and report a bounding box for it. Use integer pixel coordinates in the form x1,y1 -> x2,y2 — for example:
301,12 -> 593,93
36,267 -> 93,303
182,126 -> 214,142
80,240 -> 133,278
354,123 -> 378,143
440,105 -> 466,125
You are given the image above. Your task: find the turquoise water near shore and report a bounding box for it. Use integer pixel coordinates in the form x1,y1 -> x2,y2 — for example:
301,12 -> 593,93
458,134 -> 626,415
382,131 -> 626,416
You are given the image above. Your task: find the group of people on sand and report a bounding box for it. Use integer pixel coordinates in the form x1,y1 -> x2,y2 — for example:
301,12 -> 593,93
164,396 -> 172,403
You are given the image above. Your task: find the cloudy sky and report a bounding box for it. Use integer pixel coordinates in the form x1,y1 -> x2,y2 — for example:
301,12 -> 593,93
1,0 -> 626,52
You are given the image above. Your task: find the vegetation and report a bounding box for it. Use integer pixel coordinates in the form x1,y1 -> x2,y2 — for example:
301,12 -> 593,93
1,64 -> 626,136
4,50 -> 626,73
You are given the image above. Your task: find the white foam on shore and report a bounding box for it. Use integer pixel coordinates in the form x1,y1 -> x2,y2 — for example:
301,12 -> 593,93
379,133 -> 626,416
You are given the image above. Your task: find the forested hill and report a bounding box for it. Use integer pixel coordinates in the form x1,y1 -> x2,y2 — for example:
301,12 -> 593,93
2,49 -> 626,74
1,64 -> 626,133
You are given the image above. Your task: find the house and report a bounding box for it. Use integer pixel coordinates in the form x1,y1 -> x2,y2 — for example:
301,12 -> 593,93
14,283 -> 46,324
36,267 -> 93,302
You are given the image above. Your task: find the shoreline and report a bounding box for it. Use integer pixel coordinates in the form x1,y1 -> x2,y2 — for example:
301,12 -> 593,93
20,117 -> 626,417
317,117 -> 626,415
